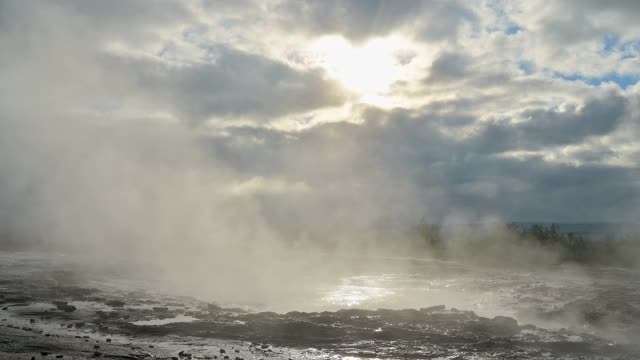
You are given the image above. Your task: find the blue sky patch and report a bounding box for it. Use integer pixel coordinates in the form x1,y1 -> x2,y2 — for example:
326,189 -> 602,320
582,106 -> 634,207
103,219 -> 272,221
556,72 -> 639,89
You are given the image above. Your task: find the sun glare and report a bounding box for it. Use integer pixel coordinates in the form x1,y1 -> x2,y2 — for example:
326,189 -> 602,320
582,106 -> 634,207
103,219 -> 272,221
312,36 -> 412,102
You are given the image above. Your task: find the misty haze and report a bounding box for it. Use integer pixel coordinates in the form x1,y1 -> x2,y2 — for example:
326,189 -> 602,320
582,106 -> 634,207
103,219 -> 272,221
1,1 -> 640,359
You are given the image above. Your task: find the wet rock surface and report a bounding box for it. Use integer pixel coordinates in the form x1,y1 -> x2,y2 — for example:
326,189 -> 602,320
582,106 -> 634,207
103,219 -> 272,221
1,251 -> 639,359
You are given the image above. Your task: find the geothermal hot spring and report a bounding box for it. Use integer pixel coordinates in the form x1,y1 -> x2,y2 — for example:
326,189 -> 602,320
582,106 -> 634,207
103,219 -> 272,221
1,248 -> 639,359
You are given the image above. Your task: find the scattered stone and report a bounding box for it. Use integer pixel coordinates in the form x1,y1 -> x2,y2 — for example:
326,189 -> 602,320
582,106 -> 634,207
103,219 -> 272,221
29,318 -> 35,323
219,349 -> 226,354
40,352 -> 50,356
56,304 -> 77,312
93,351 -> 102,357
106,300 -> 125,307
467,316 -> 520,337
106,338 -> 112,342
94,345 -> 100,349
420,305 -> 446,313
207,304 -> 223,313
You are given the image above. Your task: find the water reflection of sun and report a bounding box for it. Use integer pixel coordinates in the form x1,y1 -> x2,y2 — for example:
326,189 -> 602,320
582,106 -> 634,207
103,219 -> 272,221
322,276 -> 395,307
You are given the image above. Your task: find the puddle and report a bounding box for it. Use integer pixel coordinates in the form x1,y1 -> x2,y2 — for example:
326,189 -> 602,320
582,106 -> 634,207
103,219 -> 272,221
131,315 -> 198,326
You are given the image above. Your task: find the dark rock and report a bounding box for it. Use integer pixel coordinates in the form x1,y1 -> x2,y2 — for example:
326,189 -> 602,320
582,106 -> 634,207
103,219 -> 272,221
106,300 -> 125,307
208,304 -> 223,313
489,316 -> 520,336
420,305 -> 446,313
56,304 -> 77,312
466,316 -> 520,337
106,338 -> 112,342
335,309 -> 377,318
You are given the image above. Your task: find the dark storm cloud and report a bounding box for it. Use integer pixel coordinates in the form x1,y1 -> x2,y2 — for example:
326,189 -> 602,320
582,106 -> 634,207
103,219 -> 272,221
112,45 -> 348,123
427,52 -> 471,82
275,0 -> 477,43
416,1 -> 478,42
469,94 -> 627,154
1,0 -> 349,125
210,92 -> 638,224
275,0 -> 422,41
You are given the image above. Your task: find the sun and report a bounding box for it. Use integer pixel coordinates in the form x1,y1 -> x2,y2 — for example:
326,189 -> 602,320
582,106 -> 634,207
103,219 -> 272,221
312,36 -> 412,103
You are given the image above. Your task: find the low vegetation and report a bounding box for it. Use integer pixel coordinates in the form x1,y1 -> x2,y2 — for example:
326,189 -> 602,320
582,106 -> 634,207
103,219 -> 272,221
415,222 -> 640,267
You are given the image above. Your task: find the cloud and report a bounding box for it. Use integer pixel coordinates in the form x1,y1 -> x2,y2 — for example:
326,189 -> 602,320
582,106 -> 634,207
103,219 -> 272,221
208,89 -> 636,224
1,0 -> 640,252
274,0 -> 423,42
427,52 -> 472,82
105,45 -> 348,124
274,0 -> 477,43
468,94 -> 628,154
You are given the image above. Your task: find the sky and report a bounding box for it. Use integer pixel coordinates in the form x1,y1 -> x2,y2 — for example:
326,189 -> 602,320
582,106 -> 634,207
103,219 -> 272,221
1,0 -> 640,251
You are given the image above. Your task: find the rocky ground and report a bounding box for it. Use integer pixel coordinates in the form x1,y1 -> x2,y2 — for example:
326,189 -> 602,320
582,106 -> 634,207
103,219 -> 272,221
1,281 -> 639,360
1,252 -> 639,359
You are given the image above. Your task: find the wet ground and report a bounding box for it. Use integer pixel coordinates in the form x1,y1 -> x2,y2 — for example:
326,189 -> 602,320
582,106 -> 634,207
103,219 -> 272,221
1,251 -> 639,359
